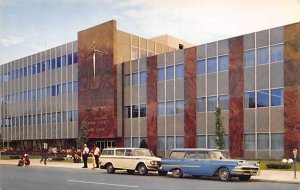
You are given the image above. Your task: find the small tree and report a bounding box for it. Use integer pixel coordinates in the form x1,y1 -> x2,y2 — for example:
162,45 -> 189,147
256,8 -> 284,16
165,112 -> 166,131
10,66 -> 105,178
139,139 -> 148,148
77,121 -> 88,149
214,107 -> 225,150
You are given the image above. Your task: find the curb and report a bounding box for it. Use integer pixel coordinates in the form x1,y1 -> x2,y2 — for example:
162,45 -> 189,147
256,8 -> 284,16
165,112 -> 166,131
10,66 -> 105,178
252,178 -> 300,184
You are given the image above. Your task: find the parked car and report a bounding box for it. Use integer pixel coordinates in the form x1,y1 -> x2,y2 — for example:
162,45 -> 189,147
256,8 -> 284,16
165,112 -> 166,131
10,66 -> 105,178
159,148 -> 260,181
100,148 -> 165,176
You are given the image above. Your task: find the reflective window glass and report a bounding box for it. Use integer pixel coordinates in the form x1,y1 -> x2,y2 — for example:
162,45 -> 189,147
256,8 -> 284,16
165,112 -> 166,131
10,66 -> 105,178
271,44 -> 284,63
140,71 -> 147,84
62,55 -> 67,67
158,67 -> 165,81
68,54 -> 72,65
166,101 -> 174,115
158,102 -> 165,116
57,57 -> 61,68
207,57 -> 217,73
244,91 -> 255,108
175,64 -> 184,79
73,52 -> 78,64
257,47 -> 269,65
37,63 -> 41,73
51,58 -> 56,69
124,74 -> 130,86
140,104 -> 147,117
124,106 -> 131,118
218,95 -> 229,110
207,96 -> 217,111
166,66 -> 174,80
197,97 -> 206,112
218,55 -> 229,72
197,59 -> 206,75
271,88 -> 283,106
175,100 -> 184,114
244,50 -> 255,67
257,90 -> 269,107
132,73 -> 138,86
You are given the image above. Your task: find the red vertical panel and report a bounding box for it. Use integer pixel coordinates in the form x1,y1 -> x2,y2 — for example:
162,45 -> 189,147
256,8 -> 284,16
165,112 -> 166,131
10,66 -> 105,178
284,22 -> 300,158
229,36 -> 244,158
147,56 -> 158,154
184,47 -> 197,148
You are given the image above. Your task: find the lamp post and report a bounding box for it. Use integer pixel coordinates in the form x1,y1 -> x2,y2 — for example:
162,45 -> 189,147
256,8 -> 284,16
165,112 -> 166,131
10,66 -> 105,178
293,149 -> 297,179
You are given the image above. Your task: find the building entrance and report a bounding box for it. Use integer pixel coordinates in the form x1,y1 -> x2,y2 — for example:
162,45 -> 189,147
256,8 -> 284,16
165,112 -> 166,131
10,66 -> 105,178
96,140 -> 115,151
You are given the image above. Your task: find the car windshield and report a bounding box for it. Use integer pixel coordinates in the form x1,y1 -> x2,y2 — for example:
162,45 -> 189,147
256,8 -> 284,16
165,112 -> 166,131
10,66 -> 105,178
169,151 -> 186,159
207,151 -> 225,160
133,149 -> 154,157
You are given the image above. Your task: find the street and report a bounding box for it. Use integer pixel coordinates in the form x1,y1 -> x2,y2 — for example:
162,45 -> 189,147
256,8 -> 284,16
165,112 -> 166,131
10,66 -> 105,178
0,165 -> 299,190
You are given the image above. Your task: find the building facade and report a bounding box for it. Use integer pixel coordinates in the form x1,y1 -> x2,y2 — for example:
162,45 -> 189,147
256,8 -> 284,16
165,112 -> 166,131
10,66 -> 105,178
1,20 -> 300,159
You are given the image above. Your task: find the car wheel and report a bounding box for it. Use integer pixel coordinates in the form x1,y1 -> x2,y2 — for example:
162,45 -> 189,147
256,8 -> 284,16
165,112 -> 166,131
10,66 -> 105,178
158,171 -> 168,176
137,163 -> 148,175
106,163 -> 115,174
239,176 -> 251,181
218,167 -> 231,181
171,168 -> 183,178
127,170 -> 135,175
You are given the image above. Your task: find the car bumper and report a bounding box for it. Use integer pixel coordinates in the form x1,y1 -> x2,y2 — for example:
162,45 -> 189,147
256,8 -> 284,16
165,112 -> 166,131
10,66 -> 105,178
231,167 -> 260,176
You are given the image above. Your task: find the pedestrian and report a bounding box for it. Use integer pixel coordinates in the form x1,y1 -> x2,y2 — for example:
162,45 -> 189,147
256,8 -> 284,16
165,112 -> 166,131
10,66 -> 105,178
93,144 -> 100,169
40,148 -> 48,165
82,144 -> 89,168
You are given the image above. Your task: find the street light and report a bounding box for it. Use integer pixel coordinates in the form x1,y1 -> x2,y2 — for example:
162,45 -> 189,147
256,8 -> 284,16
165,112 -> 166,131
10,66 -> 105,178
293,149 -> 297,179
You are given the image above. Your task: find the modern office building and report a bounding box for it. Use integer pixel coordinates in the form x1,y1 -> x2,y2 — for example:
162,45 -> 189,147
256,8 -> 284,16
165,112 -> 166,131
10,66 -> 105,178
1,20 -> 300,159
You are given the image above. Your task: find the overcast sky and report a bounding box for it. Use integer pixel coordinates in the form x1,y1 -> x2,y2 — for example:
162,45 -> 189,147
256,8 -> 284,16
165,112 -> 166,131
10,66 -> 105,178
0,0 -> 300,64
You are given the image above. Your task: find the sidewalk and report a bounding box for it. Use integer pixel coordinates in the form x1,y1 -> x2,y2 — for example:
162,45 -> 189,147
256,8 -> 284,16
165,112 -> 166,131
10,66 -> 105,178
1,159 -> 300,184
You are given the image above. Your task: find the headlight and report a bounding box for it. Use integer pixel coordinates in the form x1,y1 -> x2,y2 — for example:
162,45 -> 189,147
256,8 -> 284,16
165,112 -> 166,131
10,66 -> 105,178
255,162 -> 260,167
150,161 -> 158,165
237,161 -> 243,166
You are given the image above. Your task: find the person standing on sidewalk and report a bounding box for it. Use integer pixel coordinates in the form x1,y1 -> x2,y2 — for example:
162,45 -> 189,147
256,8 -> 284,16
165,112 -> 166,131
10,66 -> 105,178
82,144 -> 89,168
93,144 -> 100,169
40,148 -> 48,165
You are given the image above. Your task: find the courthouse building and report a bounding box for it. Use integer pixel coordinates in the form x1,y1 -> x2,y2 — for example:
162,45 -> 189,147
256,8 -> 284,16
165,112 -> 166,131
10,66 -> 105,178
1,20 -> 300,159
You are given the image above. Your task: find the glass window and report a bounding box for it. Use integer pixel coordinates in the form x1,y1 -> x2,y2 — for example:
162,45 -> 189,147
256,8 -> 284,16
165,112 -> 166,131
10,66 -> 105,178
32,64 -> 36,74
47,86 -> 51,97
132,105 -> 139,118
257,47 -> 269,65
244,134 -> 255,150
176,136 -> 184,148
24,67 -> 27,76
68,111 -> 73,122
207,96 -> 217,111
57,57 -> 61,68
46,60 -> 51,70
42,61 -> 46,72
57,112 -> 61,123
42,87 -> 46,98
244,50 -> 255,67
37,63 -> 41,73
51,58 -> 56,69
73,52 -> 78,64
19,68 -> 23,78
175,64 -> 184,79
271,88 -> 283,106
62,83 -> 67,94
23,91 -> 28,101
197,97 -> 206,112
131,47 -> 139,60
47,113 -> 51,124
140,71 -> 147,84
166,101 -> 174,115
271,44 -> 284,63
33,115 -> 36,125
257,90 -> 269,107
244,91 -> 255,108
207,57 -> 217,73
258,133 -> 269,150
166,66 -> 174,80
42,114 -> 46,124
52,112 -> 57,123
37,114 -> 41,124
158,137 -> 165,150
57,84 -> 61,95
132,73 -> 138,86
68,82 -> 72,93
140,104 -> 147,117
32,89 -> 37,100
73,81 -> 78,93
52,85 -> 56,96
15,69 -> 18,79
124,74 -> 130,86
167,136 -> 174,150
197,135 -> 206,148
218,55 -> 229,72
68,53 -> 72,65
37,88 -> 41,99
197,59 -> 206,75
175,100 -> 184,114
158,102 -> 165,116
62,55 -> 67,67
218,95 -> 229,110
207,135 -> 217,149
271,133 -> 283,150
124,106 -> 131,118
28,115 -> 32,125
158,67 -> 165,81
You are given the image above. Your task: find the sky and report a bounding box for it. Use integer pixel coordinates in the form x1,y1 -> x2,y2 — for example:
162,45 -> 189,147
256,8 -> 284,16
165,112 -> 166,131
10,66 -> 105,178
0,0 -> 300,64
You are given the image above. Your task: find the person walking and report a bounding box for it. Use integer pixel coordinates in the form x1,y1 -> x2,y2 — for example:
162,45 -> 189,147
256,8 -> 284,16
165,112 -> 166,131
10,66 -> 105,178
93,144 -> 100,169
82,144 -> 89,168
40,148 -> 48,165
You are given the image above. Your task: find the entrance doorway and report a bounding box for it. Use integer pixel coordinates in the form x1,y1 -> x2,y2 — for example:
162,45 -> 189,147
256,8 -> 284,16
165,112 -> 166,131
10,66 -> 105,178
96,140 -> 115,151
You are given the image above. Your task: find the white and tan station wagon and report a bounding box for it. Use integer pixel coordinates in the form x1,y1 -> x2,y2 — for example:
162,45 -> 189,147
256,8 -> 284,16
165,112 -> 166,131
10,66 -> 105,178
100,148 -> 165,176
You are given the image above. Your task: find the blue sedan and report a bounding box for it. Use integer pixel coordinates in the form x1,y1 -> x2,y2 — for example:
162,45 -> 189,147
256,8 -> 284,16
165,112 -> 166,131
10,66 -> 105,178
159,148 -> 260,181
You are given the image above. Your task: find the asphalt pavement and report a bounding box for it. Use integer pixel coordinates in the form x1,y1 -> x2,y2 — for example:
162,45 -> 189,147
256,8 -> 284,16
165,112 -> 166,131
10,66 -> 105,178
1,165 -> 299,190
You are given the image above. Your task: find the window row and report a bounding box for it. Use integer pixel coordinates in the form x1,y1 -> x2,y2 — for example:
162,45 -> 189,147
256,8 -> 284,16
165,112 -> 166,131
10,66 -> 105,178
124,104 -> 147,118
244,88 -> 283,108
131,47 -> 155,60
244,133 -> 283,150
244,44 -> 283,67
158,64 -> 184,81
1,110 -> 78,127
124,71 -> 147,86
2,81 -> 78,103
158,136 -> 184,150
197,55 -> 229,75
0,52 -> 78,83
158,100 -> 184,116
197,95 -> 229,112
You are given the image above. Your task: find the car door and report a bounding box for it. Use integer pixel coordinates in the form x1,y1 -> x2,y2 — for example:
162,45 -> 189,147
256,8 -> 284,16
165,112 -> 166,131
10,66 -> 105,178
124,149 -> 136,170
114,149 -> 125,169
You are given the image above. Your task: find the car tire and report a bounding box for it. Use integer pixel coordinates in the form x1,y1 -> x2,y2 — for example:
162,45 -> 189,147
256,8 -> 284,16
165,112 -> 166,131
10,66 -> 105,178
158,171 -> 168,176
137,163 -> 148,176
127,170 -> 135,175
239,176 -> 251,181
218,167 -> 231,181
171,168 -> 183,178
106,163 -> 115,174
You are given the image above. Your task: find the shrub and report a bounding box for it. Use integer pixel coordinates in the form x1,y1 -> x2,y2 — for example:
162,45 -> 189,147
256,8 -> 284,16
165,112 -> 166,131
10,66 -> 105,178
266,163 -> 291,169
